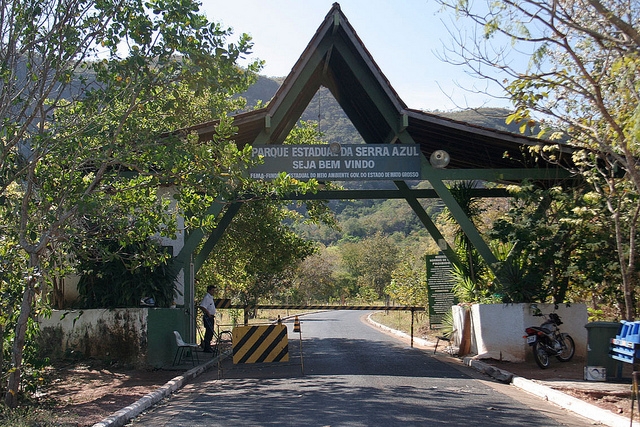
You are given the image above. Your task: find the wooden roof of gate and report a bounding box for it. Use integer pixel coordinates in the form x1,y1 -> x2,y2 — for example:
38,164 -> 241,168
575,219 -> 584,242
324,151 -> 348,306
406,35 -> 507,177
186,2 -> 575,182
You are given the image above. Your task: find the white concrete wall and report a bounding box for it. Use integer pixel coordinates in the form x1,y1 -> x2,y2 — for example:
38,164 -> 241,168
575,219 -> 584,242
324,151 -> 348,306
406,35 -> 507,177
453,303 -> 588,362
471,303 -> 526,361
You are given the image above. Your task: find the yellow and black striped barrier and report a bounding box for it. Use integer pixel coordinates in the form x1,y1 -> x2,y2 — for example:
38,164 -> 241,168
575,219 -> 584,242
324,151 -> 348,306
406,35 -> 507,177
293,315 -> 301,333
214,298 -> 233,308
232,324 -> 289,364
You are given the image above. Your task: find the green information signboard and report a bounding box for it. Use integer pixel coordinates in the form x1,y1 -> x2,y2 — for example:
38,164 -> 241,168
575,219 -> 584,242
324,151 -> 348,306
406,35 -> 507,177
249,143 -> 421,181
427,253 -> 457,329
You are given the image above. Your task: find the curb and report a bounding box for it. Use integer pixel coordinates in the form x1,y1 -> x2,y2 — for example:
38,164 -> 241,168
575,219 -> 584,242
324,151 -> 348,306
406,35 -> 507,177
92,352 -> 229,427
366,313 -> 639,427
464,357 -> 513,383
464,358 -> 639,427
93,315 -> 314,426
365,312 -> 433,347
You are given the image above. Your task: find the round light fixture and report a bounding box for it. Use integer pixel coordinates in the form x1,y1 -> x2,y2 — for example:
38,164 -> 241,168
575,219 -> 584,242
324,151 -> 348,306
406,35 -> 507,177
430,150 -> 450,168
329,142 -> 341,155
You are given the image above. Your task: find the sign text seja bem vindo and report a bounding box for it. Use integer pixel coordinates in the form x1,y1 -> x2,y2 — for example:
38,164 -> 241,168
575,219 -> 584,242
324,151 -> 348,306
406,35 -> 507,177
249,144 -> 422,181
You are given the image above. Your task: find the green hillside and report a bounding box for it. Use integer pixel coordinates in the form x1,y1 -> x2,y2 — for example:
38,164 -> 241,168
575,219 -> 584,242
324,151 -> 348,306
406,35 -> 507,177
240,76 -> 519,140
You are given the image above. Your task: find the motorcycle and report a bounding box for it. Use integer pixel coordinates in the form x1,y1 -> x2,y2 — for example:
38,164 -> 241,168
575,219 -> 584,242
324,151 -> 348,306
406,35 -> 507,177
524,312 -> 575,369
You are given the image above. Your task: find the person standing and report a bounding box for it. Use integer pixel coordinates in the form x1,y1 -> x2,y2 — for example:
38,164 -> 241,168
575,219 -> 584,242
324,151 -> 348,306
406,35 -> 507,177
199,285 -> 217,353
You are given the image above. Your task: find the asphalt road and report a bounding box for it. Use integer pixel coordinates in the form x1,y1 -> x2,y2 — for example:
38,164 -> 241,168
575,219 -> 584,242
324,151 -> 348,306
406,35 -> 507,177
127,311 -> 594,426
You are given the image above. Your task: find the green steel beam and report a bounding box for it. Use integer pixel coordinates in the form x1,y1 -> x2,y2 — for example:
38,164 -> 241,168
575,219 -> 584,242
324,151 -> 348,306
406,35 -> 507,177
194,201 -> 244,273
428,175 -> 499,268
283,188 -> 509,200
174,199 -> 226,269
419,166 -> 575,182
174,198 -> 227,343
394,180 -> 465,273
393,127 -> 501,271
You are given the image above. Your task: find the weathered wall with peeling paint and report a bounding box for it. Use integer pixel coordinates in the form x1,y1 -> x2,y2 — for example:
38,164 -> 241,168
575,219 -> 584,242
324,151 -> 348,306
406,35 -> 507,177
39,308 -> 189,367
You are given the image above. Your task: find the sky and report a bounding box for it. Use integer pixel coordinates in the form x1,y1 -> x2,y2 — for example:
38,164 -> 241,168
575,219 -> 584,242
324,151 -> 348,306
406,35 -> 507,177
199,0 -> 510,111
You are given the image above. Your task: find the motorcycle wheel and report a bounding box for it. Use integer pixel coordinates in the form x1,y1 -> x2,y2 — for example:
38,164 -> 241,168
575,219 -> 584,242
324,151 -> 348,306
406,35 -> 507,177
532,342 -> 550,369
556,333 -> 575,362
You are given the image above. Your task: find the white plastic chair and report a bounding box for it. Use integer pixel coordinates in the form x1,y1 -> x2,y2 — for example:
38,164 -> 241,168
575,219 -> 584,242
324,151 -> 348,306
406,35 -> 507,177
173,330 -> 200,366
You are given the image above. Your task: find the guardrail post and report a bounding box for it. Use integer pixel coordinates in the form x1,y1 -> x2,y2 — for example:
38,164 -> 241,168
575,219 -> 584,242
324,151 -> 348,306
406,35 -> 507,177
411,308 -> 415,348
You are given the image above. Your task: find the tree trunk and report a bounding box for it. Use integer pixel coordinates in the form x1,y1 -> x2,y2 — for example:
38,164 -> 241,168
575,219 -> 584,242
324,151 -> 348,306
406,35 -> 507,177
616,236 -> 635,321
603,177 -> 634,321
0,324 -> 3,398
625,202 -> 639,321
610,199 -> 636,321
623,276 -> 634,321
458,307 -> 472,356
4,264 -> 37,408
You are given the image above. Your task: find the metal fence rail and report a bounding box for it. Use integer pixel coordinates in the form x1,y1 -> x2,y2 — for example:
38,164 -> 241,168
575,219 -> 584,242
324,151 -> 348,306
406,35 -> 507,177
214,300 -> 426,347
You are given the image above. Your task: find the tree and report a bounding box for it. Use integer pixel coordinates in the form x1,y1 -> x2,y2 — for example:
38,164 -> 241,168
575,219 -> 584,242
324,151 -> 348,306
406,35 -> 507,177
386,254 -> 428,307
489,182 -> 618,305
1,0 -> 261,407
75,239 -> 178,309
291,246 -> 341,304
339,233 -> 400,298
438,0 -> 640,319
204,198 -> 317,307
194,121 -> 335,308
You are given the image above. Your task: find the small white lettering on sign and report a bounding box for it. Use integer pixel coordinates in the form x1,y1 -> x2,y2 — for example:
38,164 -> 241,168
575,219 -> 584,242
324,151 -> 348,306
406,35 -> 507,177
249,144 -> 421,181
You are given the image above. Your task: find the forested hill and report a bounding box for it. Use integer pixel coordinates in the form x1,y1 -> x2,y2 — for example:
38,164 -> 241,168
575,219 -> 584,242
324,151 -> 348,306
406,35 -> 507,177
240,75 -> 522,143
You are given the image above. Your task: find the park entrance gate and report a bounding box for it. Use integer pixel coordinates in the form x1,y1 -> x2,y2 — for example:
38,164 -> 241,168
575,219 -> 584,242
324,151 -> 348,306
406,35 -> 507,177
172,4 -> 576,343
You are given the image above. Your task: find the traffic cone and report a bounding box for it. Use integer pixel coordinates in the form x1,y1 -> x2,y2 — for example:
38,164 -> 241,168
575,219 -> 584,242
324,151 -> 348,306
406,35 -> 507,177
293,315 -> 301,333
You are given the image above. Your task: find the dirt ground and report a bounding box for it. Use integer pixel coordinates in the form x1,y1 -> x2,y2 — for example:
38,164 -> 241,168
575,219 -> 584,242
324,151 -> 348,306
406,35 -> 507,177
37,362 -> 182,426
487,357 -> 637,420
35,350 -> 640,427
